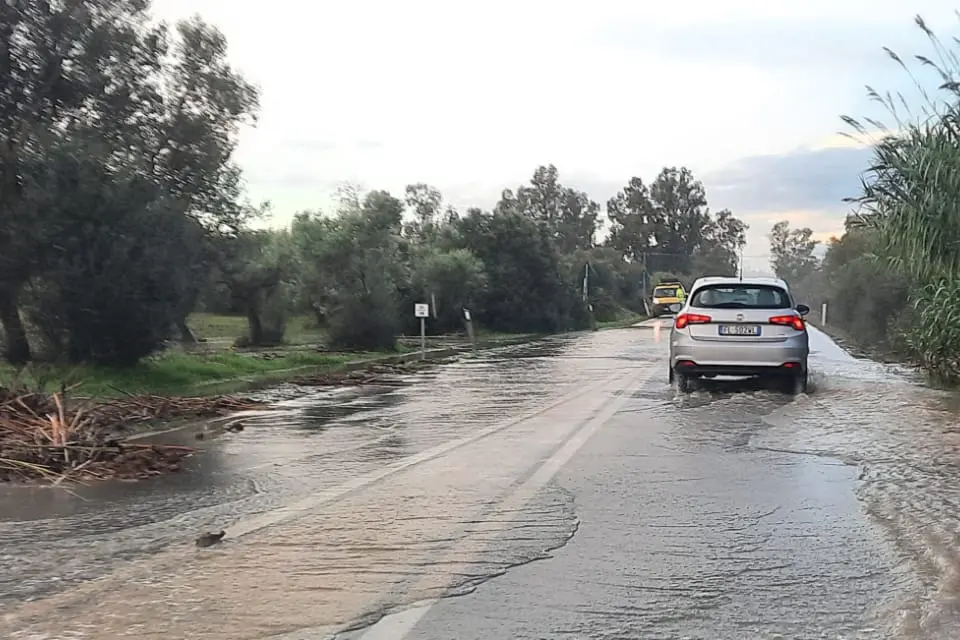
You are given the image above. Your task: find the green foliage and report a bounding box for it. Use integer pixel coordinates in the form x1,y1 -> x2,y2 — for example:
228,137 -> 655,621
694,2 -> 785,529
606,167 -> 747,278
900,280 -> 960,378
495,164 -> 600,254
285,165 -> 728,349
792,14 -> 960,382
291,192 -> 406,350
413,248 -> 488,333
0,0 -> 258,366
454,208 -> 587,333
19,135 -> 206,365
768,221 -> 821,283
570,248 -> 646,321
216,227 -> 296,346
851,16 -> 960,379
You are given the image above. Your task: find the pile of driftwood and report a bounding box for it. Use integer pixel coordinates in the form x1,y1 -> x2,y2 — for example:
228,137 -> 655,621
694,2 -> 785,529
94,392 -> 262,427
0,386 -> 263,483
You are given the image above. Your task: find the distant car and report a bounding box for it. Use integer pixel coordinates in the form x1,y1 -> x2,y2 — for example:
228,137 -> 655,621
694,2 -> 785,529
668,276 -> 810,394
650,281 -> 686,317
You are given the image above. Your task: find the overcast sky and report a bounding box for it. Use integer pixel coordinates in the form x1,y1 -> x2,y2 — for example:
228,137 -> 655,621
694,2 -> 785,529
152,0 -> 960,271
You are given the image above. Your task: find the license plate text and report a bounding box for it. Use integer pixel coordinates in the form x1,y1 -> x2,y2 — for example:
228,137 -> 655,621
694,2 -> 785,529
718,324 -> 761,336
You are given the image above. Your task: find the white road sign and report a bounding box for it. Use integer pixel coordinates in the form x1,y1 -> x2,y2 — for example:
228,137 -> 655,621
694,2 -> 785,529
414,303 -> 429,318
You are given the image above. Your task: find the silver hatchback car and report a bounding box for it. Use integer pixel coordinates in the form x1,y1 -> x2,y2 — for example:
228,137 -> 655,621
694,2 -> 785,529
668,276 -> 810,394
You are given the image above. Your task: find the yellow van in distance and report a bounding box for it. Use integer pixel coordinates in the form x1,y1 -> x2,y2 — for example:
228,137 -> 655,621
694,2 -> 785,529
650,281 -> 686,317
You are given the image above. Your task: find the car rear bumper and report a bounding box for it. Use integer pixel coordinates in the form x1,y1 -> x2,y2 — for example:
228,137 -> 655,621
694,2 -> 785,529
670,332 -> 808,375
672,361 -> 803,377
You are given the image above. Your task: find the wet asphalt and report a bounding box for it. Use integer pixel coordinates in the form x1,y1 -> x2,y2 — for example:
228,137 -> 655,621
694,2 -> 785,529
1,322 -> 959,639
345,360 -> 892,639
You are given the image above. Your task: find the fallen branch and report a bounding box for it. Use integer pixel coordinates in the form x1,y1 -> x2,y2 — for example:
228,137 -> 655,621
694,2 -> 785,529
0,384 -> 264,483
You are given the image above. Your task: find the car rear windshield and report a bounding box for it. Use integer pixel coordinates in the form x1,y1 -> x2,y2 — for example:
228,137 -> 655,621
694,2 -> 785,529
653,287 -> 677,297
690,284 -> 791,309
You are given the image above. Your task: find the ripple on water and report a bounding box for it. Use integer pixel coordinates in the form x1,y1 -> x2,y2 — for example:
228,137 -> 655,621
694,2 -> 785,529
2,434 -> 591,639
755,351 -> 960,640
0,331 -> 659,615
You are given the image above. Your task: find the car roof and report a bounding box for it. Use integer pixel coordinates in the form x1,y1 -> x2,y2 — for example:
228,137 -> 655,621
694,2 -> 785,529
689,276 -> 790,293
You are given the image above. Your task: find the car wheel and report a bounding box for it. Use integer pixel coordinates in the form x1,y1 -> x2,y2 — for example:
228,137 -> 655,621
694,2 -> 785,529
782,371 -> 808,395
675,372 -> 693,393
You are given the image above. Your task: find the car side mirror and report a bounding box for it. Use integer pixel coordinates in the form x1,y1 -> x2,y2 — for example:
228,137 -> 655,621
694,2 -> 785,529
795,304 -> 810,316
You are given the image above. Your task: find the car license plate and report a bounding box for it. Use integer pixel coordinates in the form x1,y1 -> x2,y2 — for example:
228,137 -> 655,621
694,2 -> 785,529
718,324 -> 761,336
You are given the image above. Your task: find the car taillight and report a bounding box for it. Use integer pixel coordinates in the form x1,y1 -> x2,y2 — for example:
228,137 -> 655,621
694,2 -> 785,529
769,315 -> 805,331
675,313 -> 711,329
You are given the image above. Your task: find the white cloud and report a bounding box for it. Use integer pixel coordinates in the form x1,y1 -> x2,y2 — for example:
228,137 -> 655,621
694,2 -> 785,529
152,0 -> 960,261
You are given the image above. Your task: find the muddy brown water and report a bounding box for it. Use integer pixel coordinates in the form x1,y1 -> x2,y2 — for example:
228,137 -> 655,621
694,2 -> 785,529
0,327 -> 957,639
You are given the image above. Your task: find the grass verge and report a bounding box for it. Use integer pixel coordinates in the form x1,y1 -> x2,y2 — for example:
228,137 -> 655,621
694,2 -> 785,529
187,313 -> 322,344
1,351 -> 381,399
1,313 -> 645,401
1,335 -> 526,400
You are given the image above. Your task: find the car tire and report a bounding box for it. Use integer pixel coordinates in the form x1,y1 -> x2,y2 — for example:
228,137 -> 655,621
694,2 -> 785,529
675,372 -> 693,393
783,371 -> 808,395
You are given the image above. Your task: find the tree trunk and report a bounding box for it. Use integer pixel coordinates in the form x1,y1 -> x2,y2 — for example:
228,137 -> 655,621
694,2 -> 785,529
176,316 -> 198,343
0,286 -> 31,364
246,303 -> 264,346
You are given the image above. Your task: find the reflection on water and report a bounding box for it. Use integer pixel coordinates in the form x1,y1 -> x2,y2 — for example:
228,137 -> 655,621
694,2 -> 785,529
0,331 -> 644,610
1,327 -> 959,639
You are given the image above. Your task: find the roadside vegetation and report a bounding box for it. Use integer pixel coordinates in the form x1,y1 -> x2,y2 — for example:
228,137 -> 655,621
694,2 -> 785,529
767,15 -> 960,383
0,0 -> 748,393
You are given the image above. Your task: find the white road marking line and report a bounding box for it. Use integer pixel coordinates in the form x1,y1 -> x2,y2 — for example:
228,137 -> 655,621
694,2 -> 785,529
1,370 -> 637,628
2,370 -> 641,629
350,604 -> 434,640
228,368 -> 632,538
349,365 -> 653,640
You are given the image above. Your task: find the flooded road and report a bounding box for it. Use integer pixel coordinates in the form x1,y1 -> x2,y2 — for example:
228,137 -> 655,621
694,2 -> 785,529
0,324 -> 959,639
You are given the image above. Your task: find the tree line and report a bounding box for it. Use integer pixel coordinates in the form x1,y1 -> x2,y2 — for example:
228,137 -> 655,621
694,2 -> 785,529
0,0 -> 748,367
765,14 -> 960,383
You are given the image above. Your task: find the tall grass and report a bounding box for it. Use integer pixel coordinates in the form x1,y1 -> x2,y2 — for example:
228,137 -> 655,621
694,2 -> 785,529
0,351 -> 366,398
843,15 -> 960,381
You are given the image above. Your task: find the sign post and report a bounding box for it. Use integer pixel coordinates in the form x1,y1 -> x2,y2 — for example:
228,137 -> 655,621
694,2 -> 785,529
463,307 -> 476,352
414,303 -> 429,360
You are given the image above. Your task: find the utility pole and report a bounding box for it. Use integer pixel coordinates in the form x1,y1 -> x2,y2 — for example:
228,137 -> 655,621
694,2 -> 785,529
582,262 -> 589,302
641,251 -> 651,316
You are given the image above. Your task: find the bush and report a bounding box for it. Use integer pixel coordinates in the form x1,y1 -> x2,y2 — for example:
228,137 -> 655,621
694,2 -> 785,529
900,279 -> 960,380
326,263 -> 400,351
34,203 -> 202,366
